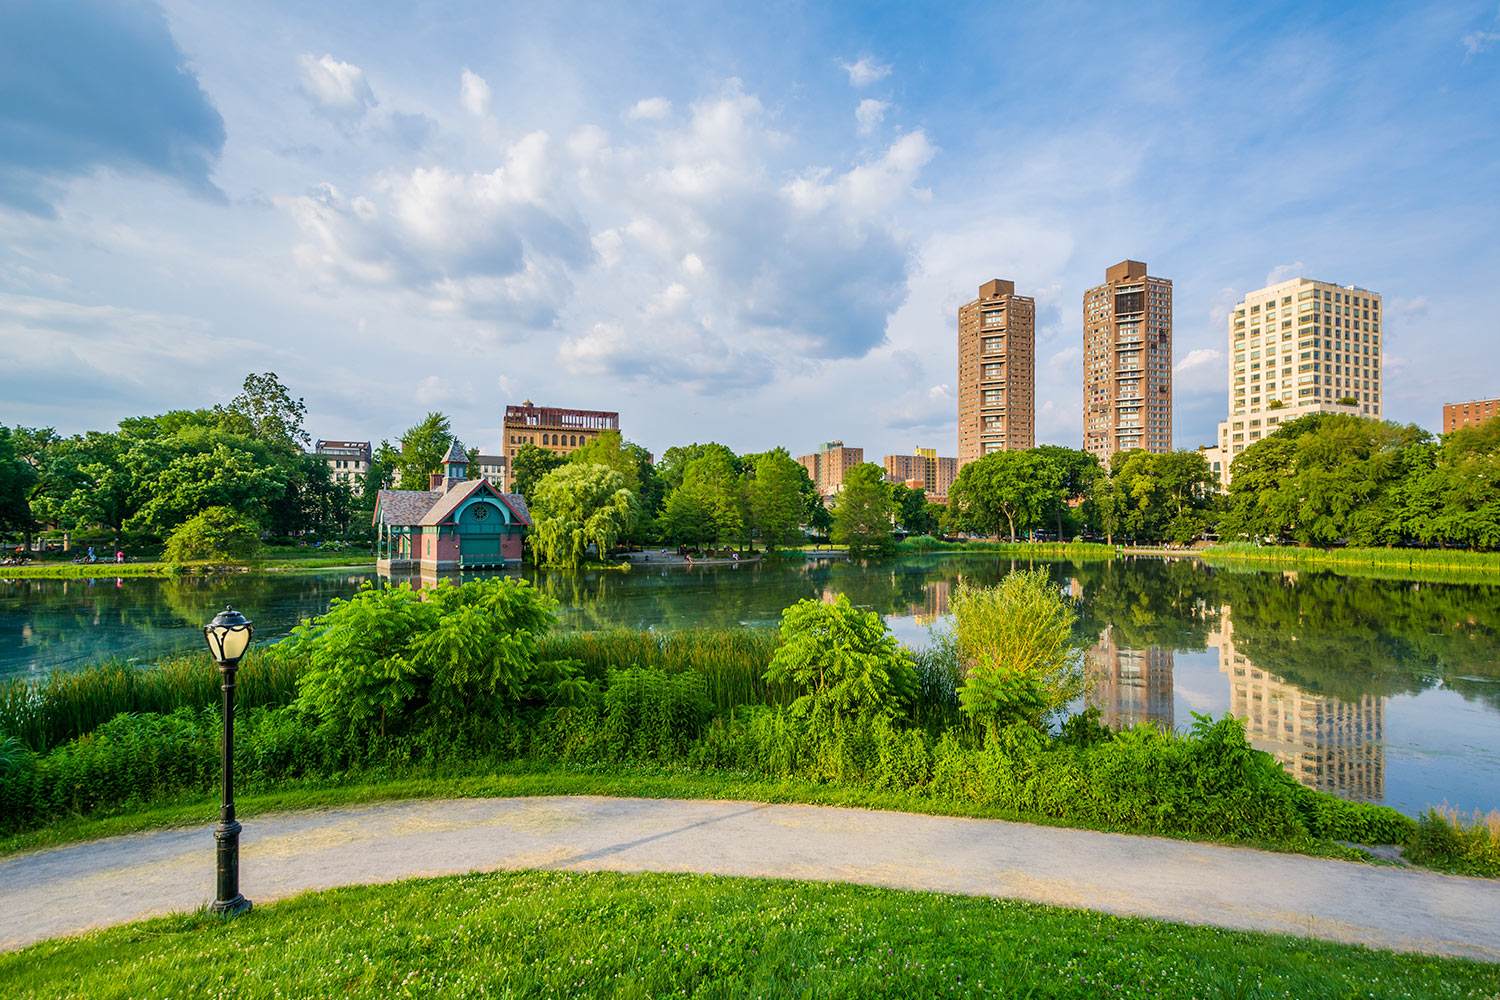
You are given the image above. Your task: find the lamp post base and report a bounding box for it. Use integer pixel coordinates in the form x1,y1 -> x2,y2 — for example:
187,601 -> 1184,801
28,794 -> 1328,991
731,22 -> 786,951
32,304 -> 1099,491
209,894 -> 253,917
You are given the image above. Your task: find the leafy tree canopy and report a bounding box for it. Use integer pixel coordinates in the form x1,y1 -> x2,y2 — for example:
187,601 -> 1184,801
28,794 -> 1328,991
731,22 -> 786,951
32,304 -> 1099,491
531,463 -> 639,569
832,462 -> 895,557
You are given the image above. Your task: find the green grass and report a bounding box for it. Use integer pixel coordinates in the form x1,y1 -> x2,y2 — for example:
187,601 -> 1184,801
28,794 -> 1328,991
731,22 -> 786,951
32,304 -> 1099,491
0,555 -> 374,579
897,537 -> 1119,560
3,870 -> 1495,999
1202,543 -> 1500,573
0,763 -> 1384,864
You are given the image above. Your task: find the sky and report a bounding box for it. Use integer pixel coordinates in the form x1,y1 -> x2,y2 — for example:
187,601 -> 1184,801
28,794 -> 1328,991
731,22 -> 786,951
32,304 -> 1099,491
2,0 -> 1499,462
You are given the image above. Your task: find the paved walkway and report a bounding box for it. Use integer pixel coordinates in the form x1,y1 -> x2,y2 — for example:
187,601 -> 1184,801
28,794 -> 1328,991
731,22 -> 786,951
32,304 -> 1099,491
2,796 -> 1497,960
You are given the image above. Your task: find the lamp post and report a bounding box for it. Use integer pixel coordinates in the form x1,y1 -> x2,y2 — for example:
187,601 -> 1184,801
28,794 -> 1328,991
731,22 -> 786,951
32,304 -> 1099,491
204,605 -> 254,917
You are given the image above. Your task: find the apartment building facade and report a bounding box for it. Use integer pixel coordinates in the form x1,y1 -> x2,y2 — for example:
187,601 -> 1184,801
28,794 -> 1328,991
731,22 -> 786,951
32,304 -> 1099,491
796,440 -> 863,497
883,448 -> 958,501
1082,261 -> 1173,464
502,401 -> 619,463
1443,398 -> 1500,433
315,440 -> 372,494
957,279 -> 1035,466
1211,277 -> 1382,485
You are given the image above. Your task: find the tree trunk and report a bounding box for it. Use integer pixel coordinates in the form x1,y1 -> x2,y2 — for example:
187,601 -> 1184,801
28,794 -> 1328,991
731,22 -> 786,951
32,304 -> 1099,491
1006,512 -> 1016,543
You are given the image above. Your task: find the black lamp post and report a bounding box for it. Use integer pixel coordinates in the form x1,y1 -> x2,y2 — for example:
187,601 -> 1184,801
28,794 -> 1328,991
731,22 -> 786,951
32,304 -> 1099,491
204,605 -> 254,917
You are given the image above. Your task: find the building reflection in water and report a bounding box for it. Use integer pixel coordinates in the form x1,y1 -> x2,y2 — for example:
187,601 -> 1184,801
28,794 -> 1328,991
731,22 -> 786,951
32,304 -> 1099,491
1209,606 -> 1385,803
1085,626 -> 1175,731
904,581 -> 950,625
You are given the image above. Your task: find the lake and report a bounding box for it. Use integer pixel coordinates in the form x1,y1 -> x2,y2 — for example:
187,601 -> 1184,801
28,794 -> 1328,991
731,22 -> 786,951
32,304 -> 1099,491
2,554 -> 1497,817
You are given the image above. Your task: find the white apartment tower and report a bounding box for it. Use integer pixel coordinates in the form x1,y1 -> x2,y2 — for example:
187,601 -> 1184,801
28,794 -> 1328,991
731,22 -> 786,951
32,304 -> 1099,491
1206,277 -> 1382,486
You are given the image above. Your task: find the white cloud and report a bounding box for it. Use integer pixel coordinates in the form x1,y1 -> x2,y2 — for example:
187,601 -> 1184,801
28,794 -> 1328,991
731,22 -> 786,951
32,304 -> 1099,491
855,98 -> 889,135
1173,348 -> 1226,395
842,57 -> 891,86
1388,295 -> 1429,316
627,97 -> 672,120
460,69 -> 492,117
298,53 -> 376,118
1048,346 -> 1082,370
1463,30 -> 1500,55
1265,261 -> 1304,285
681,252 -> 705,276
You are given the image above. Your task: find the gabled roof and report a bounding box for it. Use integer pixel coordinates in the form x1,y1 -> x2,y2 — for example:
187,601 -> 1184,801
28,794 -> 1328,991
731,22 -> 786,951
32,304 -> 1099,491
415,480 -> 534,527
372,489 -> 443,526
442,439 -> 468,463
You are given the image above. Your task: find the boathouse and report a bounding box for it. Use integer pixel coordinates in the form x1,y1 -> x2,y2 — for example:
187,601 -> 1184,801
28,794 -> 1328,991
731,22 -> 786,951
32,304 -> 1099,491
373,440 -> 532,572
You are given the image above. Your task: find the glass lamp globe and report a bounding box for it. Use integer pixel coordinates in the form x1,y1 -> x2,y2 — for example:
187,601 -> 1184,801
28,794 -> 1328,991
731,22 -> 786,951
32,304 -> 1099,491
204,606 -> 254,666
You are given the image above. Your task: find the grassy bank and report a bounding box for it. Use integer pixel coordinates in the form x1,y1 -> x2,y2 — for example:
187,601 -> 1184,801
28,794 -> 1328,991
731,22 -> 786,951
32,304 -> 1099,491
898,536 -> 1119,560
0,556 -> 375,579
1201,542 -> 1500,574
5,870 -> 1496,999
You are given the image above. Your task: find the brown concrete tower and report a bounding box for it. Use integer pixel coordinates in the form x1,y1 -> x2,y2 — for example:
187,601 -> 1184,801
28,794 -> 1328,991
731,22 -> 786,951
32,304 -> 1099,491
1083,261 -> 1173,463
958,279 -> 1035,467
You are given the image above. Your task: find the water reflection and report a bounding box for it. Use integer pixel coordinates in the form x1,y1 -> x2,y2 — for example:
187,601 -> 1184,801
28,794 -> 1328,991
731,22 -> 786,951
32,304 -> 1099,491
1085,627 -> 1175,732
1209,605 -> 1386,803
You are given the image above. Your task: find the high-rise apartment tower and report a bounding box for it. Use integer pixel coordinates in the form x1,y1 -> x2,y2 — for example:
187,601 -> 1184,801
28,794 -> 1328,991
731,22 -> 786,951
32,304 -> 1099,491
1083,261 -> 1173,463
957,279 -> 1035,466
1208,277 -> 1382,485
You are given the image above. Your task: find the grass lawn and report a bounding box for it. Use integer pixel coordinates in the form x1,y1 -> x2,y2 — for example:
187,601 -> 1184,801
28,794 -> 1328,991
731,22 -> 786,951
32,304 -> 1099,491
0,556 -> 374,579
3,870 -> 1495,999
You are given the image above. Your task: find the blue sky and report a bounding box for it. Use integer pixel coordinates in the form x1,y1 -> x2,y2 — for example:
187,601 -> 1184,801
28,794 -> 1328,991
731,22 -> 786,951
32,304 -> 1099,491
2,0 -> 1498,461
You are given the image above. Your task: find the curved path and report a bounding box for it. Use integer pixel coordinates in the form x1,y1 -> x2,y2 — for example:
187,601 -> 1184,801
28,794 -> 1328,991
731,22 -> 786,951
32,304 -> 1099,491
2,796 -> 1497,961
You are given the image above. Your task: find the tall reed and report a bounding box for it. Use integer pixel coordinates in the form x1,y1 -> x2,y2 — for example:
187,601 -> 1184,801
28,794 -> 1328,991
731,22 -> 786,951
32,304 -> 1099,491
539,629 -> 788,713
0,648 -> 301,752
1203,543 -> 1500,573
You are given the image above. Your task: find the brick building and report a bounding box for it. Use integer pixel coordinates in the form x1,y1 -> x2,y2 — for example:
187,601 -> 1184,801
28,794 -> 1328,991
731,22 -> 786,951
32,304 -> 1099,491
796,441 -> 863,497
1443,398 -> 1500,433
502,401 -> 619,463
1083,261 -> 1173,464
882,448 -> 958,501
958,279 -> 1035,466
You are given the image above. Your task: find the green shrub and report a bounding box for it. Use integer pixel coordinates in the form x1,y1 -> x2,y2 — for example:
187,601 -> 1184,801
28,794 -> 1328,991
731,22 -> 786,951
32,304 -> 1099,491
943,570 -> 1086,733
1404,807 -> 1500,876
289,577 -> 561,736
162,507 -> 264,563
763,595 -> 916,721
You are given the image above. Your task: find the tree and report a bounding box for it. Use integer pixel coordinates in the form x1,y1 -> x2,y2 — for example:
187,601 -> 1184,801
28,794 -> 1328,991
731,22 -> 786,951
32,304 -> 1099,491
947,450 -> 1049,542
510,443 -> 568,505
890,483 -> 934,536
531,463 -> 639,568
225,372 -> 310,452
571,431 -> 663,541
942,571 -> 1085,735
396,413 -> 461,491
749,448 -> 805,550
763,594 -> 916,720
162,506 -> 265,563
658,443 -> 740,493
670,449 -> 744,548
1033,445 -> 1101,540
0,427 -> 37,538
128,442 -> 288,536
832,462 -> 895,557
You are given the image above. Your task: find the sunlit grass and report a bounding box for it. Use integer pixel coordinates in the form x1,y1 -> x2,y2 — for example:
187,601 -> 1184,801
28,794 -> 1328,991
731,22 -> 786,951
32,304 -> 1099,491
3,870 -> 1495,999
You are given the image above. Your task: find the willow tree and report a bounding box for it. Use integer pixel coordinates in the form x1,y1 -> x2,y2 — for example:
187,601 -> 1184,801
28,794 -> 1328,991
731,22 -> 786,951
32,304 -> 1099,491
530,463 -> 638,569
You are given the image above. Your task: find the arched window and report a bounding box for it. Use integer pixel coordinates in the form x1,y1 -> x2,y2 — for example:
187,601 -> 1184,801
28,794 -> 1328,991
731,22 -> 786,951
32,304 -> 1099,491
570,435 -> 577,446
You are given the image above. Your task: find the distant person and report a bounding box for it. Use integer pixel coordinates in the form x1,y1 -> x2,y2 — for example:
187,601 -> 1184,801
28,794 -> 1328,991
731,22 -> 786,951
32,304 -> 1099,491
116,549 -> 124,564
87,546 -> 95,563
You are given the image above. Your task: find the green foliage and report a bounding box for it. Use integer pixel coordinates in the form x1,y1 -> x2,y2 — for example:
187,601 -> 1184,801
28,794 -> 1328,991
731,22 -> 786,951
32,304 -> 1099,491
395,413 -> 467,491
225,372 -> 310,453
569,431 -> 662,539
288,577 -> 560,735
509,443 -> 568,505
948,449 -> 1053,542
832,462 -> 895,556
943,570 -> 1085,733
530,463 -> 638,568
0,426 -> 37,535
764,595 -> 916,720
161,506 -> 264,563
748,447 -> 806,550
1403,807 -> 1500,877
662,447 -> 744,549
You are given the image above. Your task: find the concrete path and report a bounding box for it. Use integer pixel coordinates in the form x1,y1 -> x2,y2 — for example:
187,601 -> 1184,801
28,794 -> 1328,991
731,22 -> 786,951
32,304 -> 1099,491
1,796 -> 1497,961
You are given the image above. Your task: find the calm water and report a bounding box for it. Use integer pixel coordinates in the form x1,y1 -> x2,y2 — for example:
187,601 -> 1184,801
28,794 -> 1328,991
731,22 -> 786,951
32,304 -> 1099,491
2,556 -> 1497,816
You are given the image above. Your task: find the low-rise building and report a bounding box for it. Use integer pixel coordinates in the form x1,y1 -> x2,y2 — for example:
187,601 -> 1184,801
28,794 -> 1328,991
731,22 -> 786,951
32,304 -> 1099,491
883,448 -> 958,502
315,440 -> 371,493
373,441 -> 532,572
473,454 -> 508,492
1443,398 -> 1500,433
